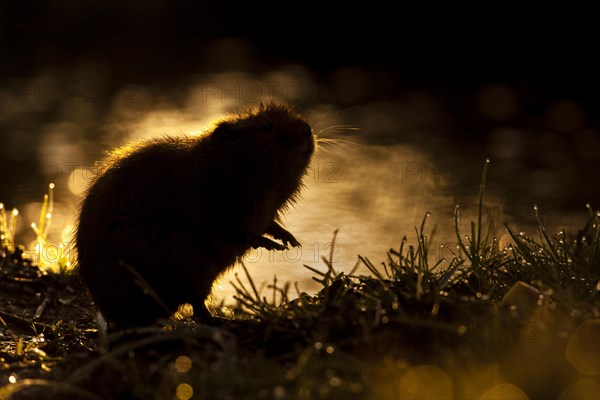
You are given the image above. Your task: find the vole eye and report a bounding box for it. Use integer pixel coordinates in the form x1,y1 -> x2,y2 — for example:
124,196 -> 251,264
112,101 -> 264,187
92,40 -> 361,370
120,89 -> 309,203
261,122 -> 273,130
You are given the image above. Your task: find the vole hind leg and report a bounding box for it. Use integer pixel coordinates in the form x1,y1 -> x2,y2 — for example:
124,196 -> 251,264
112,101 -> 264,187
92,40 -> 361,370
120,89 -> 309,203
190,299 -> 225,326
267,221 -> 301,248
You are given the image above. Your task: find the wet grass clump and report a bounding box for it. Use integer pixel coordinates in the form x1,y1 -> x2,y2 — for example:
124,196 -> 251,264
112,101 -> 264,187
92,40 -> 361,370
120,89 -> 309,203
0,164 -> 599,399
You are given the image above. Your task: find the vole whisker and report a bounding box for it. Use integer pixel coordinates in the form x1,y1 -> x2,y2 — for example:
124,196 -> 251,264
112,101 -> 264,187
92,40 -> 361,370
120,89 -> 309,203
317,137 -> 363,148
316,125 -> 360,134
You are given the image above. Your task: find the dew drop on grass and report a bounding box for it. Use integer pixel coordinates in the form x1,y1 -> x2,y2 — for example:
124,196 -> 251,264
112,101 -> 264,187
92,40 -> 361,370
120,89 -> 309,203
314,342 -> 323,350
596,281 -> 600,291
325,345 -> 335,354
8,374 -> 17,384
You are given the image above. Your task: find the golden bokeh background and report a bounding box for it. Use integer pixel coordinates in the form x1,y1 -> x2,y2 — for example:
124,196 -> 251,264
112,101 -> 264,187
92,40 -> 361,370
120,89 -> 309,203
1,3 -> 599,301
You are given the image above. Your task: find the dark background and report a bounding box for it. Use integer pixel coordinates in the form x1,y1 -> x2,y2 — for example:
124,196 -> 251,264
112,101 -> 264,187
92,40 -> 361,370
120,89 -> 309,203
1,2 -> 599,212
3,3 -> 598,96
2,3 -> 597,95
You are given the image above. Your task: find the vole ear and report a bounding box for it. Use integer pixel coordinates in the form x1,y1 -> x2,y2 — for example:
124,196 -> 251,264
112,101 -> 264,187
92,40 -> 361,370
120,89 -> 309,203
211,122 -> 240,145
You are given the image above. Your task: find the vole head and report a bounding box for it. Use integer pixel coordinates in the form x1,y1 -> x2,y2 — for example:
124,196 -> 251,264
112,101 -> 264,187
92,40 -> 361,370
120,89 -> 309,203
210,103 -> 315,176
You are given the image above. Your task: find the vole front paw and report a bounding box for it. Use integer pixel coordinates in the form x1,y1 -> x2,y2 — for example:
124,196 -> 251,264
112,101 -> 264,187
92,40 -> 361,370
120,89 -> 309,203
248,234 -> 287,251
267,221 -> 301,248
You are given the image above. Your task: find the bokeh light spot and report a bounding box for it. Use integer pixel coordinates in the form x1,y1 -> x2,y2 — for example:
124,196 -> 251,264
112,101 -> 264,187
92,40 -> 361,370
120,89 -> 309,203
566,320 -> 600,375
559,378 -> 600,400
478,383 -> 528,399
547,100 -> 585,133
68,168 -> 91,197
175,355 -> 192,373
398,365 -> 452,399
331,67 -> 371,104
477,84 -> 518,122
176,383 -> 193,400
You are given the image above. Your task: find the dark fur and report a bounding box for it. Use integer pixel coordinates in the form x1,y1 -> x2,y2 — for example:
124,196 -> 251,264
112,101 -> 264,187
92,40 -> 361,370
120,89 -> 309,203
75,103 -> 314,328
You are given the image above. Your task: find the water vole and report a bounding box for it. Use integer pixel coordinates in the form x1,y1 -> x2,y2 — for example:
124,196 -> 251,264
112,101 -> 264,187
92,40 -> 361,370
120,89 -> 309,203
75,103 -> 315,328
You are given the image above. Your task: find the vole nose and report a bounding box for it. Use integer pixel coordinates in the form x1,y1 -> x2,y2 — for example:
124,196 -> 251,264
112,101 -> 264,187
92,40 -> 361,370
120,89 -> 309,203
302,124 -> 313,138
